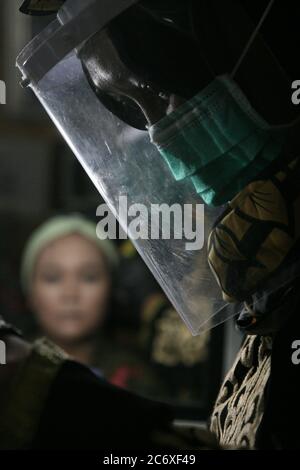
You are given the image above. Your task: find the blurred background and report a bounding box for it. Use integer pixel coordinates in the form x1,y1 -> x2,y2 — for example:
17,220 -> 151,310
0,1 -> 103,327
0,0 -> 242,422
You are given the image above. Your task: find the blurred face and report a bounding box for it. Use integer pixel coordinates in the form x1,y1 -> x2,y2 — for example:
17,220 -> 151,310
29,234 -> 112,345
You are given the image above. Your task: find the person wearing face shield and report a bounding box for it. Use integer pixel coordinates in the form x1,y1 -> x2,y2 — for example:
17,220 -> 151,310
13,0 -> 300,449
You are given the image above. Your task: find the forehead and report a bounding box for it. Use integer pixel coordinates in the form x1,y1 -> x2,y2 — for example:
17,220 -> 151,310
35,234 -> 104,268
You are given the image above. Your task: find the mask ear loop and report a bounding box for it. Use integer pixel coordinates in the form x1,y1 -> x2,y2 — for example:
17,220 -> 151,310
231,0 -> 275,79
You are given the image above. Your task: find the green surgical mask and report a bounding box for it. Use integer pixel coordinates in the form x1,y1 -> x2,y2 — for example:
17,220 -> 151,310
149,74 -> 287,206
148,0 -> 294,206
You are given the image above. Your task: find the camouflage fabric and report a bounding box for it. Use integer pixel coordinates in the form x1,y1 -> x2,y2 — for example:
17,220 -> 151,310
0,338 -> 67,449
208,157 -> 300,304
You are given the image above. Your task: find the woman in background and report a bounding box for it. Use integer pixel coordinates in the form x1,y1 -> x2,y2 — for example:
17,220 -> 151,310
21,215 -> 163,396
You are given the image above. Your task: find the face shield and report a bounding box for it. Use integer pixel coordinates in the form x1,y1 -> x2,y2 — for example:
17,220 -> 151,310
16,0 -> 261,335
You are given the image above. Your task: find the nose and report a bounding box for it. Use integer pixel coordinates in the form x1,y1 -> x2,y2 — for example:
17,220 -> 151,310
129,86 -> 174,127
60,277 -> 80,304
79,29 -> 185,128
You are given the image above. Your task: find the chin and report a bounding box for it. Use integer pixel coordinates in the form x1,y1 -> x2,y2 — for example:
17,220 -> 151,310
50,330 -> 84,345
